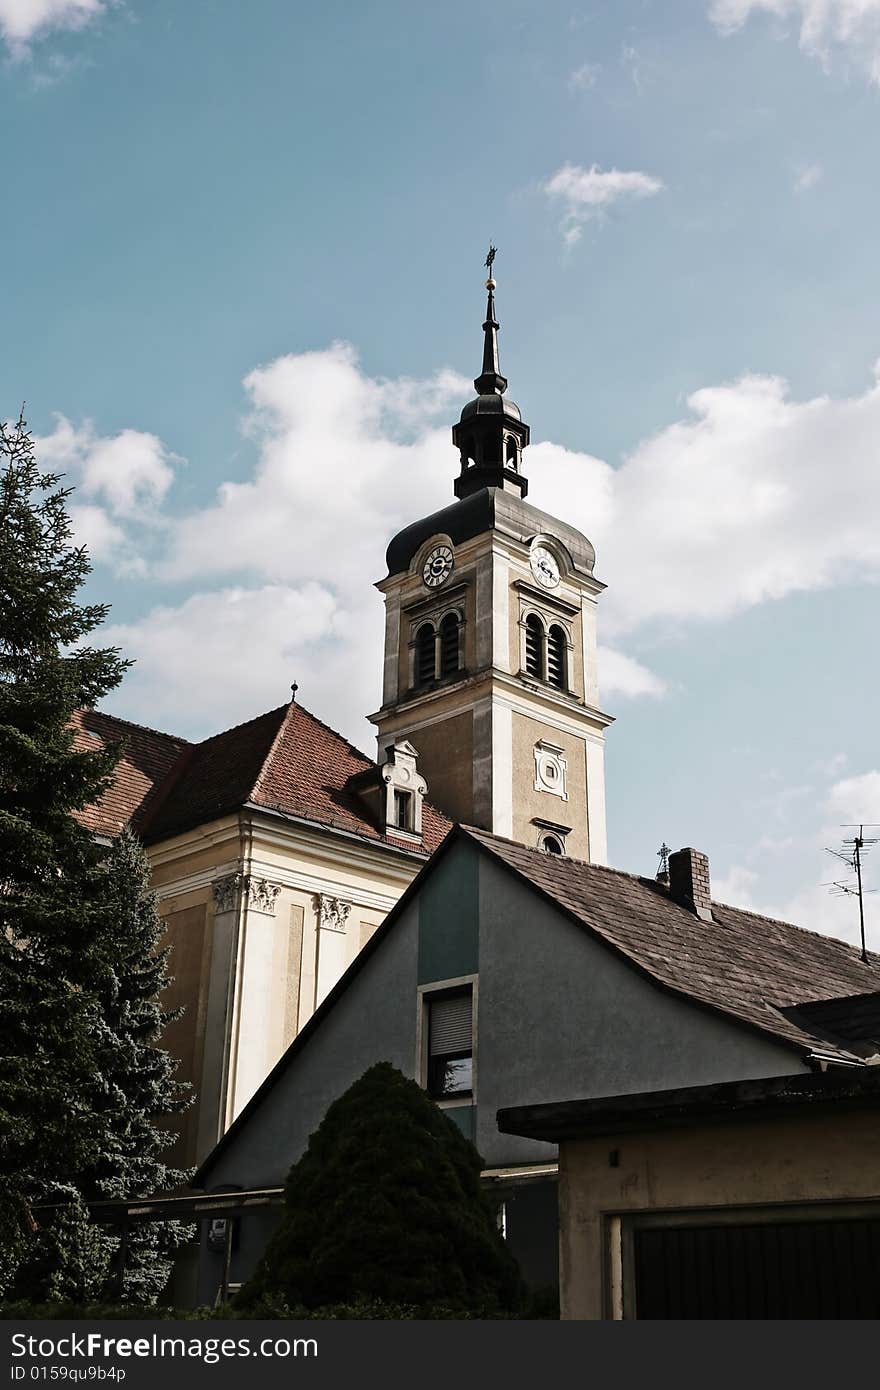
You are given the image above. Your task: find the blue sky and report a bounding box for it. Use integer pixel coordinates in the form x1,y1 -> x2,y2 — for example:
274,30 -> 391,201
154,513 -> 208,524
3,0 -> 879,944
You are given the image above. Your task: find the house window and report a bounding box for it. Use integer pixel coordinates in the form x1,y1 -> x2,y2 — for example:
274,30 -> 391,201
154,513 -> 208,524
415,622 -> 436,687
427,989 -> 473,1099
524,613 -> 544,678
547,625 -> 567,690
541,834 -> 564,855
393,789 -> 413,831
439,611 -> 461,678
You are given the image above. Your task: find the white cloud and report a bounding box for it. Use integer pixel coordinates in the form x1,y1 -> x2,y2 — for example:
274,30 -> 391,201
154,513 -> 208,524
0,0 -> 108,54
794,161 -> 823,192
565,366 -> 880,636
66,503 -> 128,566
713,864 -> 760,908
824,771 -> 880,827
709,0 -> 880,84
102,584 -> 368,739
568,62 -> 600,90
714,769 -> 880,948
36,414 -> 179,569
597,646 -> 668,699
543,162 -> 664,247
620,43 -> 643,91
89,344 -> 880,746
165,345 -> 466,594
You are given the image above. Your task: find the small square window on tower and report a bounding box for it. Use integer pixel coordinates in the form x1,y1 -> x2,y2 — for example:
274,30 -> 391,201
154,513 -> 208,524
533,739 -> 568,801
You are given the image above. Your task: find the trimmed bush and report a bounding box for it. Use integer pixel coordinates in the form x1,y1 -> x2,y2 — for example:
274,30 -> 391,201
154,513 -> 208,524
236,1063 -> 523,1316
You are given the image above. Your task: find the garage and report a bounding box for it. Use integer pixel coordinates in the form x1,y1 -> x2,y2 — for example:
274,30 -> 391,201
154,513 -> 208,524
629,1208 -> 880,1319
498,1068 -> 880,1319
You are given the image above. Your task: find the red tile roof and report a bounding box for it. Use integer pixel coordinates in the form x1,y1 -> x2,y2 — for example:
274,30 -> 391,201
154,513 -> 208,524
78,701 -> 450,856
464,826 -> 880,1064
71,709 -> 189,838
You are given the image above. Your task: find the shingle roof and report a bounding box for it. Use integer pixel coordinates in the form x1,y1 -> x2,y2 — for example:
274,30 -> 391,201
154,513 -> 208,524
79,700 -> 450,855
71,709 -> 190,838
463,826 -> 880,1064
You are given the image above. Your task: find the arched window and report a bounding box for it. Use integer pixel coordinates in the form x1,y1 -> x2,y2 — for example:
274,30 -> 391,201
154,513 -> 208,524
505,437 -> 518,471
439,612 -> 461,678
525,614 -> 544,678
547,625 -> 567,690
415,623 -> 436,687
541,835 -> 564,855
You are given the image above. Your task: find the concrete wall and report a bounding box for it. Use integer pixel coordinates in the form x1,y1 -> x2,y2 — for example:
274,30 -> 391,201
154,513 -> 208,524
558,1108 -> 880,1319
473,855 -> 806,1169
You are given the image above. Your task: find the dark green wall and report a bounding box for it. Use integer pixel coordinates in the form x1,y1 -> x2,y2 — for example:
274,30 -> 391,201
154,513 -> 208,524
417,838 -> 479,984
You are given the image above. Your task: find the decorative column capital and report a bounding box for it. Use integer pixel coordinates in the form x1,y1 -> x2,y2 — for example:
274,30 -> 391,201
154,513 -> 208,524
212,873 -> 282,916
313,893 -> 352,934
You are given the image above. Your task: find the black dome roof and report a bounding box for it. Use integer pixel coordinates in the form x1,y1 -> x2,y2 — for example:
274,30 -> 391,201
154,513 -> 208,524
385,486 -> 597,577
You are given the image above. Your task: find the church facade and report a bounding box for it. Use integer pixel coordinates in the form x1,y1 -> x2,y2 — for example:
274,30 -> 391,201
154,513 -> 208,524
78,264 -> 612,1168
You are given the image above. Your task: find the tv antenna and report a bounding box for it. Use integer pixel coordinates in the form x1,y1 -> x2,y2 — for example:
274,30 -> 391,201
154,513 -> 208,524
823,824 -> 879,963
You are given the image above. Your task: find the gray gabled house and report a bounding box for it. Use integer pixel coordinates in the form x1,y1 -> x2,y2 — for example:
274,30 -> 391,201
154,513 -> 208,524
193,824 -> 880,1303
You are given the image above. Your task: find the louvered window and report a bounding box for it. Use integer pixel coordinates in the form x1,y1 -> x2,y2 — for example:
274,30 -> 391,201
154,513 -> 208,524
525,614 -> 544,678
439,612 -> 461,678
415,623 -> 436,687
427,989 -> 473,1098
547,625 -> 567,690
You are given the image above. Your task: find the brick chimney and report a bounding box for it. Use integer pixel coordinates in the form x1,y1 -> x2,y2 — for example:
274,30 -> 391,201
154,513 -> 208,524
668,847 -> 713,922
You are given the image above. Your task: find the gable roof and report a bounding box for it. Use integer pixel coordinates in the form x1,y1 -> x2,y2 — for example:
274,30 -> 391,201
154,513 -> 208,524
78,700 -> 450,855
466,826 -> 880,1065
71,709 -> 190,838
196,823 -> 880,1182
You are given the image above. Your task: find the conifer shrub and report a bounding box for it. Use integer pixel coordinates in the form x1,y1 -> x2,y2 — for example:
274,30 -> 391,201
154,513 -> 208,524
236,1063 -> 523,1317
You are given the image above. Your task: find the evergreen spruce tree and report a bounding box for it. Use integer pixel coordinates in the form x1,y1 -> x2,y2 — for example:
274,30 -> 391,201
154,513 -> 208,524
237,1062 -> 523,1316
0,414 -> 189,1303
0,412 -> 128,1298
81,828 -> 193,1303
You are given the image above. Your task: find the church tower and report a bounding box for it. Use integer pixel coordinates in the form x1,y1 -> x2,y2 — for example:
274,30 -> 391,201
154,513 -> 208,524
370,259 -> 612,861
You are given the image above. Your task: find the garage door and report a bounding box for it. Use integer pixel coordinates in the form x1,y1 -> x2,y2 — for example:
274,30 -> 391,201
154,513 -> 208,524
632,1214 -> 880,1318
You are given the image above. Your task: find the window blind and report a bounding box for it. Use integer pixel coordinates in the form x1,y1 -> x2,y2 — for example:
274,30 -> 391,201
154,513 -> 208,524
429,992 -> 472,1056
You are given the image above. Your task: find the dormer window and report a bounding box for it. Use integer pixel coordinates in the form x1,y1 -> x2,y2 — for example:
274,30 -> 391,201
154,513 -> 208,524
393,789 -> 413,831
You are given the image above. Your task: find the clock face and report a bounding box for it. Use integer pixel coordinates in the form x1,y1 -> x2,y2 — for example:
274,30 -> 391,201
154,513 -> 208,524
422,545 -> 454,588
530,545 -> 560,590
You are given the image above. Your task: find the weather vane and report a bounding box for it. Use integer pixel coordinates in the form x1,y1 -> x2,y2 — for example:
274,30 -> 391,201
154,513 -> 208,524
485,244 -> 496,272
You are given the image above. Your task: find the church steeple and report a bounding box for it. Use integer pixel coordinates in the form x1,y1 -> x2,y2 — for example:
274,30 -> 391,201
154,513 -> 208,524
452,249 -> 530,501
474,278 -> 507,396
373,250 -> 611,867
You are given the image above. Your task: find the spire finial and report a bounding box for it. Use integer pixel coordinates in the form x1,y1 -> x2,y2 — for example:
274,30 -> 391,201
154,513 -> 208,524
657,842 -> 670,884
475,244 -> 507,396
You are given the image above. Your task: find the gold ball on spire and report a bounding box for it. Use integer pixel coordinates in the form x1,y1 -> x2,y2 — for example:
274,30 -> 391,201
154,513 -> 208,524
485,277 -> 496,290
